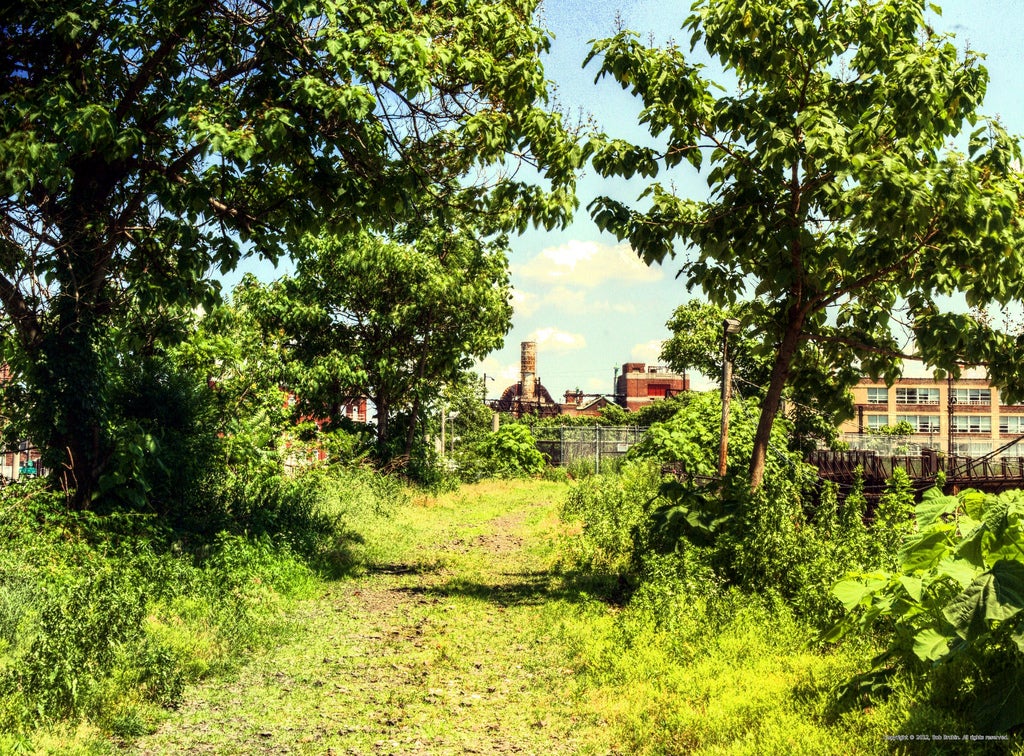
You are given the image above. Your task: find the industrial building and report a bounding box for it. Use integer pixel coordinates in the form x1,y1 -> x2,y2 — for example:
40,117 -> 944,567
842,376 -> 1024,456
615,362 -> 688,412
493,342 -> 688,419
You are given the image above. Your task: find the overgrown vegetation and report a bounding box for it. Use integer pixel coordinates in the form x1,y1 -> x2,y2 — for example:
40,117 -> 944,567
0,466 -> 407,750
558,389 -> 1024,744
830,487 -> 1024,733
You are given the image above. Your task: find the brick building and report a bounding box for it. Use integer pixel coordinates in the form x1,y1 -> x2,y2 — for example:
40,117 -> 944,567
615,363 -> 688,413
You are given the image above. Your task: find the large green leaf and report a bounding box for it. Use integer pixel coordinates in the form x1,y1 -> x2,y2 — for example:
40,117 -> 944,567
833,574 -> 889,611
912,627 -> 952,662
936,557 -> 981,589
899,526 -> 954,572
915,491 -> 960,529
942,560 -> 1024,640
960,489 -> 988,521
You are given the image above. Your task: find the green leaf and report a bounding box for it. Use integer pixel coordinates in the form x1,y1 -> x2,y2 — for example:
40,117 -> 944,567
899,575 -> 923,602
915,492 -> 959,528
899,527 -> 954,572
912,627 -> 952,662
833,575 -> 885,610
936,557 -> 981,588
942,560 -> 1024,639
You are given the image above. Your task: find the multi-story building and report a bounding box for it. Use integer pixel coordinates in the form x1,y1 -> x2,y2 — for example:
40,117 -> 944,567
842,376 -> 1024,457
615,362 -> 688,413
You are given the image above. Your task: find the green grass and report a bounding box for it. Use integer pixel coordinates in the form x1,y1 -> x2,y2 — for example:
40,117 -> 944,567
16,476 -> 1023,754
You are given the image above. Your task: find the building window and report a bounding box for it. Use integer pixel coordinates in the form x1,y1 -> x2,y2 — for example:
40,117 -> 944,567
896,387 -> 940,404
865,414 -> 888,430
954,441 -> 992,457
1000,416 -> 1024,434
953,388 -> 992,405
866,388 -> 888,404
952,415 -> 992,434
896,415 -> 940,433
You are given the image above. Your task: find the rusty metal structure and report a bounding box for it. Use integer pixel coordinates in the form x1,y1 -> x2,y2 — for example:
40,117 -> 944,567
493,341 -> 560,418
807,448 -> 1024,500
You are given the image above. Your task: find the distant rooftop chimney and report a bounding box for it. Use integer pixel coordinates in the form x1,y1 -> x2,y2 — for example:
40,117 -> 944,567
521,341 -> 537,402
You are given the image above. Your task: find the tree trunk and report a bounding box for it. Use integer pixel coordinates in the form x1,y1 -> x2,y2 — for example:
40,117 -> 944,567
375,396 -> 390,457
404,395 -> 421,460
749,302 -> 806,490
31,311 -> 111,509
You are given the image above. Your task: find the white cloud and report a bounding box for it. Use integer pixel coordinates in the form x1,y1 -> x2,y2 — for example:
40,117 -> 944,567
630,339 -> 665,365
537,285 -> 638,315
476,356 -> 519,383
529,326 -> 587,353
510,288 -> 540,318
514,239 -> 663,288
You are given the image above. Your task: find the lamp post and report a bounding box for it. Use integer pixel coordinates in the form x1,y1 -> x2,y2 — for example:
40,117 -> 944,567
719,318 -> 742,478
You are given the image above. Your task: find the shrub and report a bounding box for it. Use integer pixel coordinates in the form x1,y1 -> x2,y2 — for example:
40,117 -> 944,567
560,459 -> 662,578
0,462 -> 407,742
828,487 -> 1024,733
461,423 -> 545,480
569,391 -> 916,626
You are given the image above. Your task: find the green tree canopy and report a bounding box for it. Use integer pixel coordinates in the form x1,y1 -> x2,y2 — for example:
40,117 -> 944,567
0,0 -> 579,504
661,299 -> 850,451
247,225 -> 513,463
586,0 -> 1024,487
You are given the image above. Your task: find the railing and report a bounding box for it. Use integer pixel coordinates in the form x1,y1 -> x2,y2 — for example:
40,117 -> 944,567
807,449 -> 1024,496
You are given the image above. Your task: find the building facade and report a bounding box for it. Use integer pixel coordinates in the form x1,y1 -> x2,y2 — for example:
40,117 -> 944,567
842,377 -> 1024,457
615,363 -> 688,413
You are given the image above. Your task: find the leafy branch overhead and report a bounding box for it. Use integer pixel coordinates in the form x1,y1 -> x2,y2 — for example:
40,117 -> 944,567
584,0 -> 1024,487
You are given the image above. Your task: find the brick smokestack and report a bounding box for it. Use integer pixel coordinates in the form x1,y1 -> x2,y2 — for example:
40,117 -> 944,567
521,341 -> 536,402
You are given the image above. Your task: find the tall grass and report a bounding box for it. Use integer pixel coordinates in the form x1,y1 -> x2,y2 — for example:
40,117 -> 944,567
556,461 -> 1024,752
0,465 -> 408,750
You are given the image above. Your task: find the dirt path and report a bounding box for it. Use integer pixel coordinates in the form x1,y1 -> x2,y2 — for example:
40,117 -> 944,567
129,481 -> 611,756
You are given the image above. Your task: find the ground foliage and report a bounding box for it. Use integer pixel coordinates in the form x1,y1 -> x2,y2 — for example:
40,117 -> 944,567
561,388 -> 1024,740
830,487 -> 1024,734
0,465 -> 407,750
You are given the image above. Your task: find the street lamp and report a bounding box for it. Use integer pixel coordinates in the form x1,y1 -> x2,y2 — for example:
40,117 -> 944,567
719,318 -> 742,478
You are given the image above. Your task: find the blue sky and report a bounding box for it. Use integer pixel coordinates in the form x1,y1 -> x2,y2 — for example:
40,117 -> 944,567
476,0 -> 1024,401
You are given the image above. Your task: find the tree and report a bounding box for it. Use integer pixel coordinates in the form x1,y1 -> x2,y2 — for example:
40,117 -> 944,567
249,224 -> 513,463
0,0 -> 579,506
661,299 -> 851,451
586,0 -> 1024,488
660,300 -> 769,397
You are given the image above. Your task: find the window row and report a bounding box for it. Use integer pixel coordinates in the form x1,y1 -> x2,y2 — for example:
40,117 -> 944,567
864,387 -> 995,406
864,414 -> 1024,434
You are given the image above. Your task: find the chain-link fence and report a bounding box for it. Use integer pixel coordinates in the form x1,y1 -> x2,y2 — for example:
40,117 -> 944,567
533,426 -> 648,473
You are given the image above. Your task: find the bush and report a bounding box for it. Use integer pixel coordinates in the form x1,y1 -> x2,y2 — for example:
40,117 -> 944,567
458,423 -> 545,480
828,487 -> 1024,733
0,462 -> 409,743
560,459 -> 662,578
564,391 -> 918,627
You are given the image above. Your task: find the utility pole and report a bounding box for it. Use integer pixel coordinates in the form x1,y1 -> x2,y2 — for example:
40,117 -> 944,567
719,318 -> 741,477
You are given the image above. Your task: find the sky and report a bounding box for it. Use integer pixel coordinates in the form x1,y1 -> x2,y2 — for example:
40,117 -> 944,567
473,0 -> 1024,401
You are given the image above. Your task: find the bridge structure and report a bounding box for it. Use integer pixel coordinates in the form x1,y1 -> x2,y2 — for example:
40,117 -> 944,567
806,447 -> 1024,500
